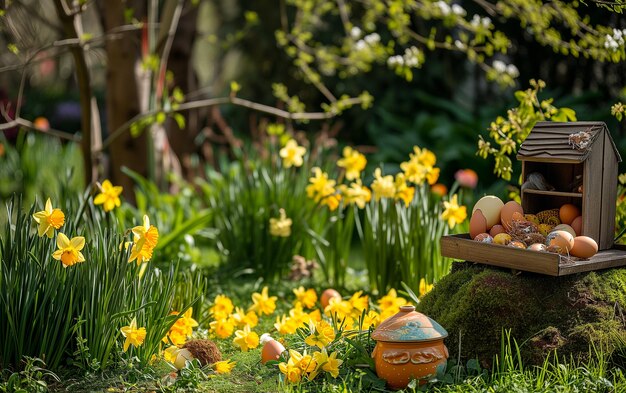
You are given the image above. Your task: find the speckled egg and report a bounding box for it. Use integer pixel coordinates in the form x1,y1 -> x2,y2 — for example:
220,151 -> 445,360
474,233 -> 493,243
552,224 -> 576,239
527,243 -> 547,252
508,241 -> 526,249
493,233 -> 512,245
546,230 -> 574,253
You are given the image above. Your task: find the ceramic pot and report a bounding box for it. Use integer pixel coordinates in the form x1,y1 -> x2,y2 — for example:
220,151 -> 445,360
371,305 -> 448,389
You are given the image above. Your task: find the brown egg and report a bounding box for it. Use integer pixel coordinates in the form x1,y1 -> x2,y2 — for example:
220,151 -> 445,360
500,201 -> 524,230
527,243 -> 547,252
559,204 -> 581,225
570,236 -> 598,259
470,209 -> 488,239
321,289 -> 341,309
261,337 -> 286,364
489,224 -> 506,237
571,216 -> 582,236
474,233 -> 493,243
546,230 -> 574,253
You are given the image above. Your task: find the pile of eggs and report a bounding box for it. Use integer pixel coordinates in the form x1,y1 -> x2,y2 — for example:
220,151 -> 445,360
469,195 -> 598,259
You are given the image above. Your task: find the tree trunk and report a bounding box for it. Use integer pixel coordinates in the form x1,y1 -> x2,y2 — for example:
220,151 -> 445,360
99,0 -> 148,200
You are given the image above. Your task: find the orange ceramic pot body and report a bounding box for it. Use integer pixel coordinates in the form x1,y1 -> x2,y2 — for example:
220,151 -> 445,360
372,340 -> 448,390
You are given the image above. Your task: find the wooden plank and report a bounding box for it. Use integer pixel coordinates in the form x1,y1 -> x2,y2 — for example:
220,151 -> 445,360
558,248 -> 626,275
523,189 -> 582,198
517,156 -> 583,164
440,234 -> 560,275
583,141 -> 603,248
600,131 -> 619,249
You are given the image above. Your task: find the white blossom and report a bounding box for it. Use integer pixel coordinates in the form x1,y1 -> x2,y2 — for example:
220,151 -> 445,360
451,4 -> 466,16
364,33 -> 380,45
454,40 -> 465,49
435,1 -> 451,16
506,64 -> 519,78
493,60 -> 507,73
355,40 -> 367,51
350,26 -> 362,39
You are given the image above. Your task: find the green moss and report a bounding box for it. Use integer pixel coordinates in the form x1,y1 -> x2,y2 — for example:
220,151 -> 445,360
418,262 -> 626,366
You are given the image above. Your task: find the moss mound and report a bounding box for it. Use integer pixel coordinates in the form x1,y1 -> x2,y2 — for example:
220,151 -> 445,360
417,262 -> 626,366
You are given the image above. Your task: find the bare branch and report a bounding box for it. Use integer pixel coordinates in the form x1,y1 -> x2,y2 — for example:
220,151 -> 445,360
100,94 -> 366,151
0,104 -> 81,142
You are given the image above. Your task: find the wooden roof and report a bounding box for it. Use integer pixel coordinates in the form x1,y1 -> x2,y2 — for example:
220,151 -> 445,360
516,121 -> 622,163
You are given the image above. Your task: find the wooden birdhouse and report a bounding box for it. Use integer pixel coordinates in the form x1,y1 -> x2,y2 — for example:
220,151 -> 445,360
516,121 -> 621,250
441,121 -> 626,276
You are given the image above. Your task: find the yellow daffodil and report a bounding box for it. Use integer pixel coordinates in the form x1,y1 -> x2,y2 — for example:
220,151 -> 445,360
120,317 -> 147,352
377,288 -> 407,313
214,359 -> 236,374
278,360 -> 302,383
360,310 -> 381,330
394,173 -> 415,206
304,320 -> 335,349
233,325 -> 259,352
232,307 -> 258,328
291,349 -> 317,374
279,139 -> 306,168
163,345 -> 180,363
164,308 -> 198,346
324,296 -> 353,320
337,146 -> 366,181
52,233 -> 85,268
419,278 -> 434,297
400,146 -> 440,185
32,198 -> 65,238
313,348 -> 343,378
307,309 -> 322,323
348,291 -> 369,314
371,168 -> 395,200
210,294 -> 234,320
274,315 -> 298,335
441,194 -> 467,229
321,193 -> 341,211
339,181 -> 371,209
269,208 -> 292,237
306,167 -> 336,203
249,286 -> 277,316
293,287 -> 317,309
94,180 -> 123,212
129,215 -> 159,265
209,317 -> 236,339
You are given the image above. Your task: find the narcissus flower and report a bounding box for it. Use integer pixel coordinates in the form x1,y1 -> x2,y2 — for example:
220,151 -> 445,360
279,139 -> 306,168
293,287 -> 318,309
269,209 -> 292,237
400,146 -> 440,185
209,317 -> 236,339
419,278 -> 434,297
339,181 -> 371,209
129,215 -> 159,265
213,359 -> 236,374
94,180 -> 123,212
274,315 -> 298,335
377,288 -> 407,312
33,198 -> 65,238
210,294 -> 234,320
278,360 -> 303,383
164,308 -> 198,346
313,348 -> 343,378
306,167 -> 336,203
441,194 -> 467,229
371,168 -> 395,200
394,173 -> 415,206
120,317 -> 147,352
304,320 -> 335,349
249,286 -> 277,316
233,325 -> 259,352
232,307 -> 258,328
52,233 -> 85,267
337,146 -> 366,181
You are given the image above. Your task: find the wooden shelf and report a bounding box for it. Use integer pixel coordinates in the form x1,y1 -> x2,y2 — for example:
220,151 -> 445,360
522,189 -> 582,198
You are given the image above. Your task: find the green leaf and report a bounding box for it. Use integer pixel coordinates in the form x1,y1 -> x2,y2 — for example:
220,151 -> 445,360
173,113 -> 186,129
